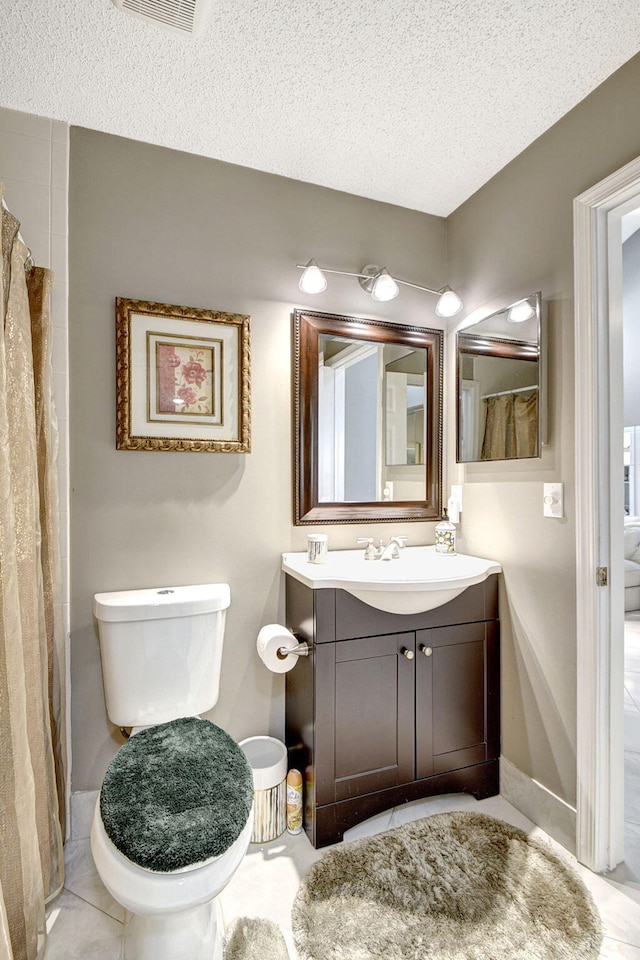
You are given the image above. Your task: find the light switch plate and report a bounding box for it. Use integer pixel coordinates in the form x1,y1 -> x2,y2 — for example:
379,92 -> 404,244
451,484 -> 463,512
543,482 -> 564,518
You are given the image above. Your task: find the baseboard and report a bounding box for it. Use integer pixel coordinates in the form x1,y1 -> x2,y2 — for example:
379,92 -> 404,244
500,756 -> 577,855
69,789 -> 99,841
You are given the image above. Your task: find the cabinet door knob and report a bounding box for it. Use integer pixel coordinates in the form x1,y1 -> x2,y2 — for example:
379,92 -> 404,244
420,645 -> 433,657
401,647 -> 414,660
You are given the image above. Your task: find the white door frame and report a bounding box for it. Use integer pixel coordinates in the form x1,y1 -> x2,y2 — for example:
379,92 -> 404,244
574,154 -> 640,872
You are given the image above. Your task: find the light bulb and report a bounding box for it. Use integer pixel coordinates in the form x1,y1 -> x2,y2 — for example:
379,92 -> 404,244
507,300 -> 535,323
370,269 -> 399,302
435,288 -> 463,318
299,259 -> 327,294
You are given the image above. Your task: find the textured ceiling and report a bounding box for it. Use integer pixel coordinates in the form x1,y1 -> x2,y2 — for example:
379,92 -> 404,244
1,0 -> 640,215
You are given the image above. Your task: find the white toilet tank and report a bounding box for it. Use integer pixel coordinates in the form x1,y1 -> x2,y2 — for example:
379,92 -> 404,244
93,583 -> 230,728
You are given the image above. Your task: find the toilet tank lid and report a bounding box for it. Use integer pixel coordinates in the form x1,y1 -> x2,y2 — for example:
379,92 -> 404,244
93,583 -> 230,622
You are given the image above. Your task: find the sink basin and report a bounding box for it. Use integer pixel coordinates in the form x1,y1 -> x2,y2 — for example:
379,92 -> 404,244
281,546 -> 501,615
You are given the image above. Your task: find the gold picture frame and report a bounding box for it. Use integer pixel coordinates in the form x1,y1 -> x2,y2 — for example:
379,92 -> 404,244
116,298 -> 251,452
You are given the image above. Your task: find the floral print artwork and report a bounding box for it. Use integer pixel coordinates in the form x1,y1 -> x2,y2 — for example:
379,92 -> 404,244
121,301 -> 249,452
155,340 -> 219,419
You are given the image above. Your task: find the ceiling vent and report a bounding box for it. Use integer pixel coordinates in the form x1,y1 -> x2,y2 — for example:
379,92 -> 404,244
112,0 -> 211,35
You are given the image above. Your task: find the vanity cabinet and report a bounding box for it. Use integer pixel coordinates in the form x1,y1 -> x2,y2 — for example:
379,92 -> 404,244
285,575 -> 500,848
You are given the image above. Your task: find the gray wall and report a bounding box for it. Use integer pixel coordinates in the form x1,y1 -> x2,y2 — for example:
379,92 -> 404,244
70,52 -> 640,805
447,54 -> 640,806
68,130 -> 447,791
624,229 -> 640,428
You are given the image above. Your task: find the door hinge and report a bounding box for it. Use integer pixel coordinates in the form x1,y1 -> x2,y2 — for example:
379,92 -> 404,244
596,566 -> 608,587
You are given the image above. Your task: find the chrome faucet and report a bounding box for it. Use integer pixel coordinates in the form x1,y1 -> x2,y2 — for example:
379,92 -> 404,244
357,536 -> 408,560
356,537 -> 377,560
378,536 -> 408,560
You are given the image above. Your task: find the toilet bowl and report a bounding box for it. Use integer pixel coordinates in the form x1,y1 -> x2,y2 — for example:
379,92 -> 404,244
91,584 -> 253,960
91,799 -> 252,960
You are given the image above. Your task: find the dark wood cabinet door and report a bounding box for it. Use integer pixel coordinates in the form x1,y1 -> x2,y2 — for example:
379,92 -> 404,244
416,622 -> 496,779
315,633 -> 415,804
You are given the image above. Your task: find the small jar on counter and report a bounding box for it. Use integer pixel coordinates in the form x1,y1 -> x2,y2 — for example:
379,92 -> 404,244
307,533 -> 328,564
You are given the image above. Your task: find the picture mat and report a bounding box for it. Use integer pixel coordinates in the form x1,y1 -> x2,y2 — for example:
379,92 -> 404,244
130,312 -> 240,441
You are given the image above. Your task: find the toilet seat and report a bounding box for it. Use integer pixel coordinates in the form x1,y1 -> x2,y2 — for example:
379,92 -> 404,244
99,717 -> 253,873
91,804 -> 253,916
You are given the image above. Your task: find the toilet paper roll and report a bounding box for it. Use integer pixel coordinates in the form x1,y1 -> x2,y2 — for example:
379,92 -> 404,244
257,624 -> 300,674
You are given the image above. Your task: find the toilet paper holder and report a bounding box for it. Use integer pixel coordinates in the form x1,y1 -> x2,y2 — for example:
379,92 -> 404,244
277,640 -> 311,660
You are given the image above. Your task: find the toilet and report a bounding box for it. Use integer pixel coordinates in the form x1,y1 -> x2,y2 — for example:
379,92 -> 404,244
91,583 -> 254,960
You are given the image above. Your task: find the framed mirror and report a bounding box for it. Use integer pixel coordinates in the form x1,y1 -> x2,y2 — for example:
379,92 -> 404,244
456,292 -> 545,463
293,309 -> 443,524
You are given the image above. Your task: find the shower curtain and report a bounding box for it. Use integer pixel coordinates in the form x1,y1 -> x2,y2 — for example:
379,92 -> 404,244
0,186 -> 65,960
481,391 -> 538,460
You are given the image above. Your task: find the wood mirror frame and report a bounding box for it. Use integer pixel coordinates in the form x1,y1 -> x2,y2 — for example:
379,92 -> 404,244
293,309 -> 443,524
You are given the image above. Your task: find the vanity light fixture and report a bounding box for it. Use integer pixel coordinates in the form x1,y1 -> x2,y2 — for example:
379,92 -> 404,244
297,258 -> 328,294
507,298 -> 536,323
297,261 -> 463,317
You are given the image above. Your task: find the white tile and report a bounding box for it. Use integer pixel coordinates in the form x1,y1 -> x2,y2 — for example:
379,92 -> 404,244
51,234 -> 68,282
51,189 -> 68,236
58,509 -> 69,561
1,176 -> 50,235
51,323 -> 68,377
51,121 -> 69,145
626,755 -> 640,825
626,712 -> 640,754
342,807 -> 394,842
219,831 -> 322,939
45,889 -> 122,960
51,139 -> 69,190
64,839 -> 125,923
627,676 -> 640,706
573,862 -> 640,947
24,227 -> 50,269
0,108 -> 51,140
389,791 -> 478,829
600,937 -> 640,958
475,794 -> 538,832
0,130 -> 51,184
70,790 -> 100,841
51,279 -> 68,330
54,372 -> 68,415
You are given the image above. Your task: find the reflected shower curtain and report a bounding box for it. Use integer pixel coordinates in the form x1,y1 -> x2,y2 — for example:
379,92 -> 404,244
0,185 -> 65,960
481,392 -> 538,459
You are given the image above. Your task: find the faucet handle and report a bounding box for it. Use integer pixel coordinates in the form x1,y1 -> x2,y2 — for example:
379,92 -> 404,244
356,537 -> 376,560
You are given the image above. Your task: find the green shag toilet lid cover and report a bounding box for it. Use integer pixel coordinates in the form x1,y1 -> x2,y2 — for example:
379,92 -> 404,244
100,717 -> 253,872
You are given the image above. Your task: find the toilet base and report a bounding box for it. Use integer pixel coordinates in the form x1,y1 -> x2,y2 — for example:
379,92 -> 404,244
123,898 -> 223,960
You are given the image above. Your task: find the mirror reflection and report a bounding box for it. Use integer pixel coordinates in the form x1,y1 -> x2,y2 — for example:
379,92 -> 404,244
318,336 -> 427,503
456,293 -> 543,463
294,310 -> 443,524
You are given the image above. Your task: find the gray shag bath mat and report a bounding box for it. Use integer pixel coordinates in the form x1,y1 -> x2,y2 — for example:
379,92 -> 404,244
292,811 -> 602,960
100,717 -> 253,871
224,917 -> 289,960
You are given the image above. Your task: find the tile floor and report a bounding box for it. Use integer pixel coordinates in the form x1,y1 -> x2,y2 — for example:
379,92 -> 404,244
46,792 -> 640,959
607,614 -> 640,888
46,618 -> 640,957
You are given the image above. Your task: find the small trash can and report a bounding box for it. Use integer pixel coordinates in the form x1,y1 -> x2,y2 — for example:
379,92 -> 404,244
239,736 -> 288,843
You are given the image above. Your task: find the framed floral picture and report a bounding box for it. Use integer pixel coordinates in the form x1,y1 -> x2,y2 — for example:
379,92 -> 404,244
115,298 -> 251,452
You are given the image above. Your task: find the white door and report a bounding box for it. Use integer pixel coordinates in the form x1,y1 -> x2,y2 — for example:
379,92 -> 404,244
574,155 -> 640,872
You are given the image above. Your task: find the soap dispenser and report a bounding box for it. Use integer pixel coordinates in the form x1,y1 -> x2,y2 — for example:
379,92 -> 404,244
435,510 -> 457,555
